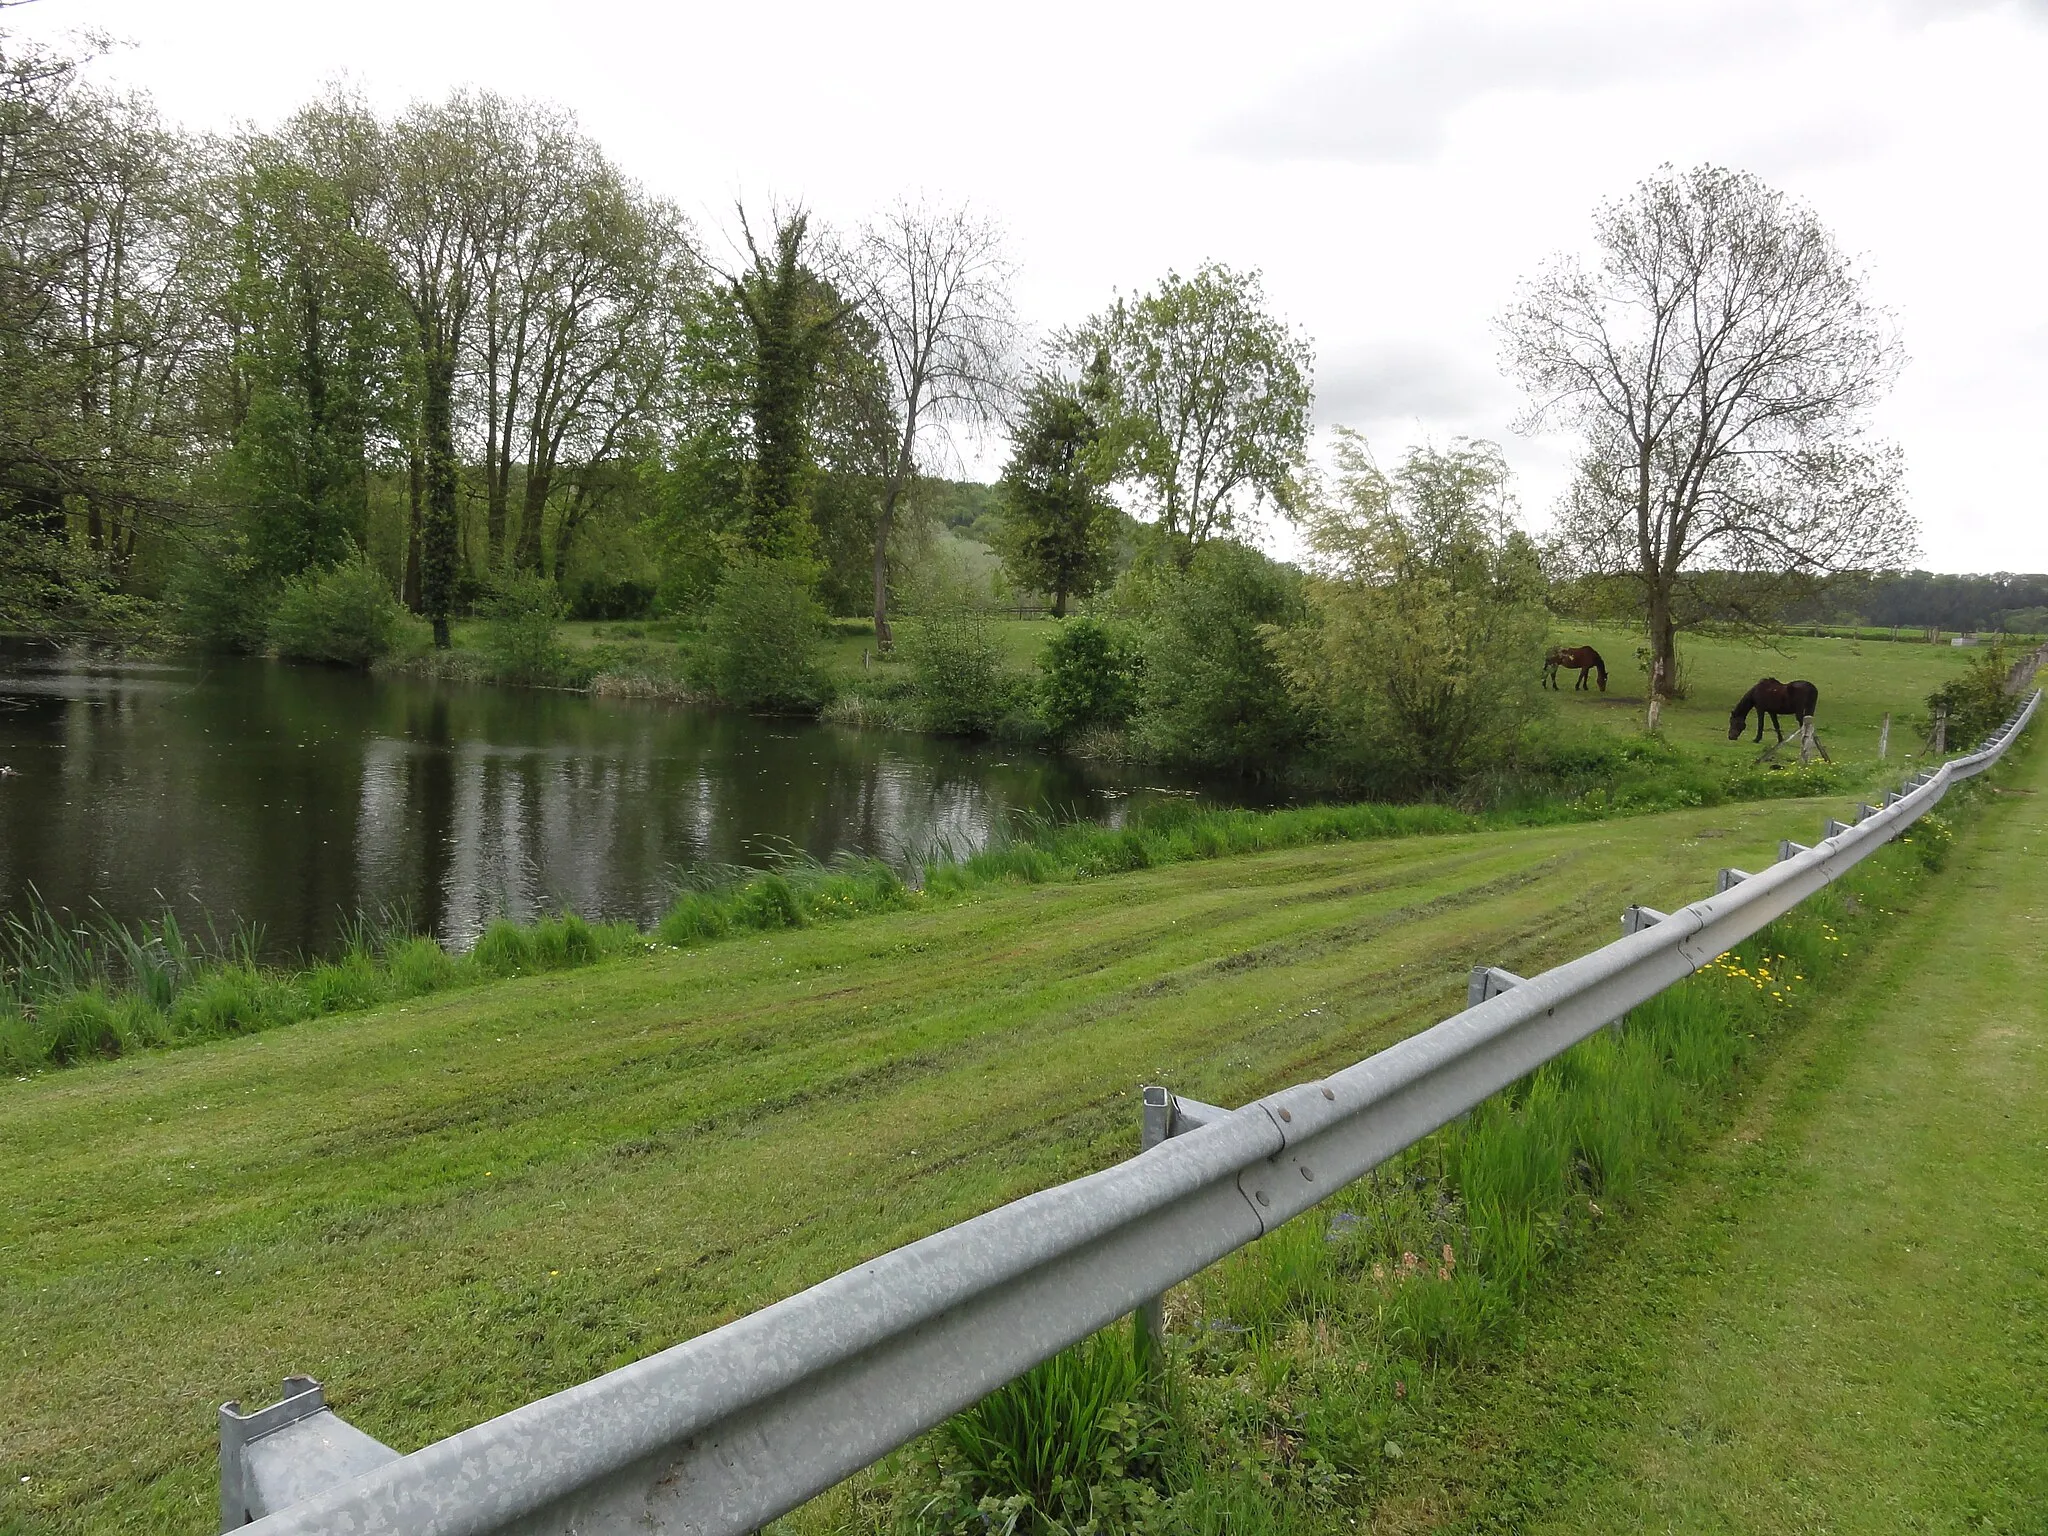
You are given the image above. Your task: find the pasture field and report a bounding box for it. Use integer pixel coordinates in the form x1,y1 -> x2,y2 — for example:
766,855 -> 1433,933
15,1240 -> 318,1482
1354,720 -> 2048,1532
1546,622 -> 1985,764
4,791 -> 1853,1534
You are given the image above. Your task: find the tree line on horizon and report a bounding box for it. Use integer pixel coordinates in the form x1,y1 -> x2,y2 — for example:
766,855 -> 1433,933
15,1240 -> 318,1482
4,26 -> 1948,784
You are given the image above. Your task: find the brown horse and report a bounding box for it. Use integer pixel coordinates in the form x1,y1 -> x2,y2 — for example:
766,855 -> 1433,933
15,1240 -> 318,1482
1543,645 -> 1608,692
1729,678 -> 1819,742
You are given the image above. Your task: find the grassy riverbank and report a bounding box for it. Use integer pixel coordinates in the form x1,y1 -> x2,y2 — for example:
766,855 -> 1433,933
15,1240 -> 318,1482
3,789 -> 1867,1534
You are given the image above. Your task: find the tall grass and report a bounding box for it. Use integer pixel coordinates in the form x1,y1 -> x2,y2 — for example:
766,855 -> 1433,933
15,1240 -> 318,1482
0,895 -> 639,1075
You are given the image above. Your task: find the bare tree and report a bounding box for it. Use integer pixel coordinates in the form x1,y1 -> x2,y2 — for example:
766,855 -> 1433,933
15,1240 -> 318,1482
1500,164 -> 1917,692
845,199 -> 1015,648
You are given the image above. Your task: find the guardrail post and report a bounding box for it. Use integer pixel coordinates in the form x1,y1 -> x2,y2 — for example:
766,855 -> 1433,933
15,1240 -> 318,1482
1133,1087 -> 1173,1370
219,1377 -> 398,1531
1620,904 -> 1667,937
1715,868 -> 1753,894
1823,818 -> 1853,839
1778,839 -> 1810,862
1466,965 -> 1526,1007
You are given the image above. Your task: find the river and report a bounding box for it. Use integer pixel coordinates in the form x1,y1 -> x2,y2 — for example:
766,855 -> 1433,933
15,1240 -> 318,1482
0,643 -> 1249,959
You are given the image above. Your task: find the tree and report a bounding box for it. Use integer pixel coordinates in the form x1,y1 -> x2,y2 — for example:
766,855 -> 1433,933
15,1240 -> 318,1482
846,199 -> 1015,648
1500,164 -> 1917,693
1065,263 -> 1312,554
380,99 -> 483,647
723,206 -> 852,561
993,365 -> 1117,617
221,92 -> 404,589
1272,430 -> 1547,788
461,96 -> 690,575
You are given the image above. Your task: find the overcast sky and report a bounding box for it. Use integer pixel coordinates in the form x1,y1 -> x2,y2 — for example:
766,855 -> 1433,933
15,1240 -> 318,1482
14,0 -> 2048,572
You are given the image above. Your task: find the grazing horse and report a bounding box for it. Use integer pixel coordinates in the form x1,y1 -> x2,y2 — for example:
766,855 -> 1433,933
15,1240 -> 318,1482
1543,645 -> 1608,692
1728,678 -> 1819,743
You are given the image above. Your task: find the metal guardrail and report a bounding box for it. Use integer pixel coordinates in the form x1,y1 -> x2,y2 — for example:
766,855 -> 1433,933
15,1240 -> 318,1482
223,690 -> 2041,1534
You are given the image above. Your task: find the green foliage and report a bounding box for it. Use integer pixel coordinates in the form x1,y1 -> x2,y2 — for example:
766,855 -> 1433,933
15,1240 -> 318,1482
994,373 -> 1118,616
479,571 -> 575,685
1066,263 -> 1313,546
170,537 -> 276,652
1135,541 -> 1310,773
1036,616 -> 1142,740
269,554 -> 414,666
903,609 -> 1016,735
1922,641 -> 2016,747
1272,432 -> 1549,789
703,555 -> 827,708
900,1332 -> 1173,1536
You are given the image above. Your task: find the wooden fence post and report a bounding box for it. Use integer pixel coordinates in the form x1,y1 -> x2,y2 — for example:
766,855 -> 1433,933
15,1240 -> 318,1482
1878,712 -> 1890,760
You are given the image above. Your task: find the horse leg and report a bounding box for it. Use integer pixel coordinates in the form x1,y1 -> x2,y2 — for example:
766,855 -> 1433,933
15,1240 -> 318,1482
1576,667 -> 1589,691
1771,714 -> 1786,743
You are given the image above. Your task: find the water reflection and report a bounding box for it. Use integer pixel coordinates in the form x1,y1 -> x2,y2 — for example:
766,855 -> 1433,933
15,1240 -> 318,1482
0,643 -> 1233,958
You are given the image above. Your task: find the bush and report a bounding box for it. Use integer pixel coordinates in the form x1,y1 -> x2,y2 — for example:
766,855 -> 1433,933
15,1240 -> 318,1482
903,610 -> 1015,735
172,539 -> 275,653
1037,616 -> 1142,740
480,572 -> 575,686
568,574 -> 656,621
268,555 -> 414,666
703,556 -> 826,709
1924,641 -> 2018,748
1136,541 -> 1311,774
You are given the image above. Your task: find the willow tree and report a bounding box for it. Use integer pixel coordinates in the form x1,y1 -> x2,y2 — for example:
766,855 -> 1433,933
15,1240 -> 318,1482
1499,164 -> 1916,694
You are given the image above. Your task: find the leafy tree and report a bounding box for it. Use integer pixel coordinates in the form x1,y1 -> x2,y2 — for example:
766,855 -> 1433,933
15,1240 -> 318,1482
1065,263 -> 1312,554
994,367 -> 1117,617
380,100 -> 485,647
1501,164 -> 1918,693
1135,540 -> 1310,773
222,93 -> 405,591
1272,431 -> 1548,789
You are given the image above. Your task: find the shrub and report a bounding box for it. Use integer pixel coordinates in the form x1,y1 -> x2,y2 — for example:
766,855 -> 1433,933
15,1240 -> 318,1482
903,610 -> 1014,735
172,539 -> 275,653
480,572 -> 575,686
1924,641 -> 2017,748
1037,616 -> 1142,740
1270,433 -> 1548,790
703,556 -> 825,709
269,555 -> 414,666
1136,541 -> 1311,774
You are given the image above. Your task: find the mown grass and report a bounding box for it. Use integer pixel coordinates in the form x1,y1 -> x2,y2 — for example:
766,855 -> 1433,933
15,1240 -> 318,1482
784,788 -> 1978,1535
1,789 -> 1863,1534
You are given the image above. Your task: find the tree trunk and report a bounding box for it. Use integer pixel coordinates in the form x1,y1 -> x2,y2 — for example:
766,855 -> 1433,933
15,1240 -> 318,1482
870,492 -> 895,652
404,435 -> 424,612
1053,586 -> 1068,619
513,468 -> 549,573
421,345 -> 459,649
1647,584 -> 1677,698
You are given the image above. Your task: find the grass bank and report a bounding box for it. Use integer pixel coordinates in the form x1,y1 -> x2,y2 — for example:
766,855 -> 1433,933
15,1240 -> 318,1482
0,786 -> 1825,1078
2,790 -> 1859,1533
778,726 -> 2033,1534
